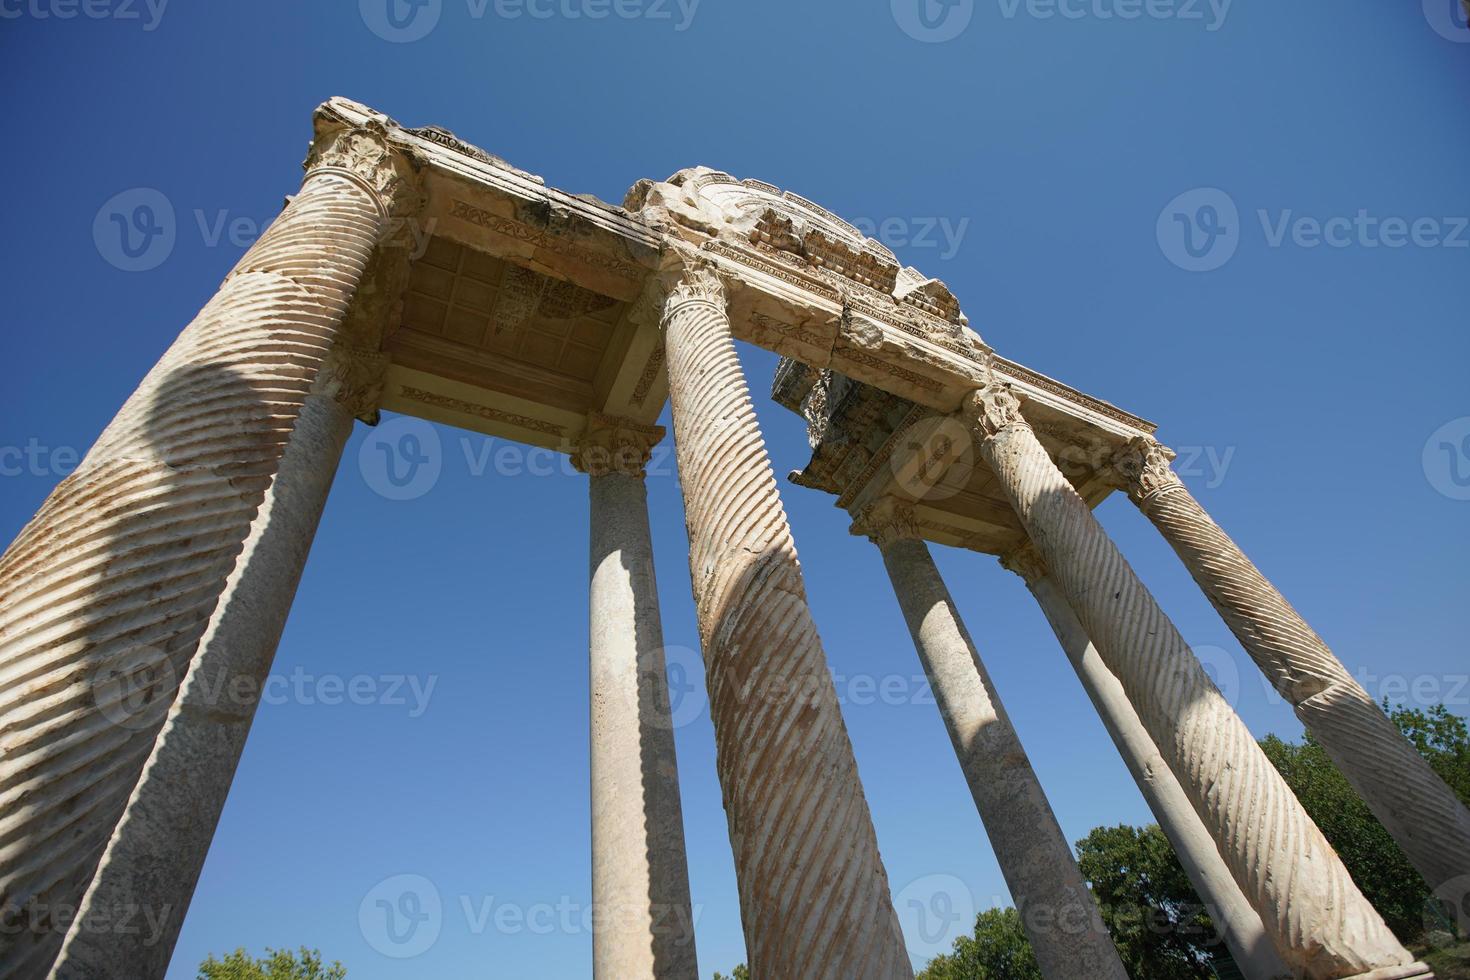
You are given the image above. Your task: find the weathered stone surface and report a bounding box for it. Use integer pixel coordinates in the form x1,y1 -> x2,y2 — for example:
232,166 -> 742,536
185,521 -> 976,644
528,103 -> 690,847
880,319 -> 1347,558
1109,438 -> 1470,910
585,448 -> 697,980
965,383 -> 1425,980
1001,545 -> 1290,980
661,266 -> 911,979
855,504 -> 1128,980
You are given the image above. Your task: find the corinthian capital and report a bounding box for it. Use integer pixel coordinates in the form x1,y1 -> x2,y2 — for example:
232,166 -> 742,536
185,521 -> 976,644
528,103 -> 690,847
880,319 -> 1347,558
304,113 -> 424,220
571,413 -> 667,478
659,263 -> 727,319
961,383 -> 1028,440
1108,436 -> 1183,503
849,497 -> 920,549
316,345 -> 389,424
998,542 -> 1049,586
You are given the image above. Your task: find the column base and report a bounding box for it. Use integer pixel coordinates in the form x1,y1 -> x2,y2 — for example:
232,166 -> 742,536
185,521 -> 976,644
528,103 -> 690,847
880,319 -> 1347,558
1343,964 -> 1434,980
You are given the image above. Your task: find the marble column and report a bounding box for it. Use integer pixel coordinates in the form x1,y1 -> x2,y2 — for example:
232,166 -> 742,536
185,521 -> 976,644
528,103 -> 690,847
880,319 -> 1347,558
1110,436 -> 1470,906
1000,544 -> 1290,980
853,500 -> 1127,980
0,107 -> 419,979
660,265 -> 911,979
963,382 -> 1428,980
52,386 -> 358,980
576,414 -> 699,980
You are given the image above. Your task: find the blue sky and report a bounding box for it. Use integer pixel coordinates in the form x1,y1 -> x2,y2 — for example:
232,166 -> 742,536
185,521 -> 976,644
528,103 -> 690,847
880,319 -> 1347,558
2,1 -> 1467,977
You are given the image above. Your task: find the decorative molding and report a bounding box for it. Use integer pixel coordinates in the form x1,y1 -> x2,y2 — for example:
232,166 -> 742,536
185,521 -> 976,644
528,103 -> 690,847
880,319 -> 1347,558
629,347 -> 666,409
849,497 -> 920,549
963,383 -> 1029,440
317,346 -> 389,423
570,412 -> 665,478
994,356 -> 1154,434
396,385 -> 567,436
833,347 -> 945,395
748,311 -> 828,350
998,542 -> 1049,586
1108,436 -> 1183,503
305,120 -> 423,220
662,266 -> 726,314
447,199 -> 645,281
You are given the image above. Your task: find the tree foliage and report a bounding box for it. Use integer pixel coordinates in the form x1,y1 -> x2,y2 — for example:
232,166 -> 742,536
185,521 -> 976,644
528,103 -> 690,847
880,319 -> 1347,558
711,965 -> 749,980
198,947 -> 345,980
917,908 -> 1041,980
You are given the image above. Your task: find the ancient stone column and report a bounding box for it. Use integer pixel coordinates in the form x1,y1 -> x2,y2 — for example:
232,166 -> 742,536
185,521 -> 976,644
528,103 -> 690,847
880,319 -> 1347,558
1000,544 -> 1290,980
52,379 -> 361,980
0,107 -> 419,978
1110,436 -> 1470,906
575,414 -> 699,980
853,500 -> 1127,980
660,265 -> 911,979
964,382 -> 1428,980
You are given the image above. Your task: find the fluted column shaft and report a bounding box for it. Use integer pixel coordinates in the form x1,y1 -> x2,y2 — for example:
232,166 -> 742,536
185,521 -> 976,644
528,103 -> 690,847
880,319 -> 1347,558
579,417 -> 698,980
964,383 -> 1426,980
0,115 -> 415,979
858,512 -> 1126,980
1003,548 -> 1289,980
660,267 -> 910,980
51,392 -> 355,980
1112,437 -> 1470,904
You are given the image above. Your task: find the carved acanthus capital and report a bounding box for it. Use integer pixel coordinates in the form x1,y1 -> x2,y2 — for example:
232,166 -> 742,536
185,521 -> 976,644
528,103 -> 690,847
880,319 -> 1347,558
1108,437 -> 1183,503
849,497 -> 921,549
571,413 -> 666,478
961,383 -> 1029,441
999,542 -> 1050,586
316,345 -> 389,424
304,115 -> 425,222
658,262 -> 727,322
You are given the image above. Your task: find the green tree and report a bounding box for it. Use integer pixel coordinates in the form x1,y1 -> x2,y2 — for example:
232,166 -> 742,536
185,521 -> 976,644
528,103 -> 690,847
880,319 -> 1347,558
1390,703 -> 1470,804
198,947 -> 345,980
711,965 -> 749,980
917,908 -> 1041,980
1076,824 -> 1217,979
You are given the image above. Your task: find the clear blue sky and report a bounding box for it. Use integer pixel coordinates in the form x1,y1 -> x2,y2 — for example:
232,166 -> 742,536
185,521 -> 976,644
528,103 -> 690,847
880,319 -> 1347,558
2,2 -> 1467,977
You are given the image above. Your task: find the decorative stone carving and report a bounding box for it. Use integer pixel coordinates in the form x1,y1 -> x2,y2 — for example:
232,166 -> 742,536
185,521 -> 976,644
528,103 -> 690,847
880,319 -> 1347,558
1108,436 -> 1184,503
304,109 -> 424,221
998,541 -> 1049,586
962,382 -> 1027,439
316,345 -> 389,424
570,413 -> 666,478
849,497 -> 920,549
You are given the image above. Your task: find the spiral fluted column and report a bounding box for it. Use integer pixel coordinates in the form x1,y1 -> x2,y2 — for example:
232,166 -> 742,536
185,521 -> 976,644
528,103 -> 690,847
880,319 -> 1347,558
964,383 -> 1427,980
0,112 -> 417,978
661,267 -> 911,980
1111,436 -> 1470,907
854,502 -> 1126,980
576,416 -> 699,980
1000,544 -> 1289,980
